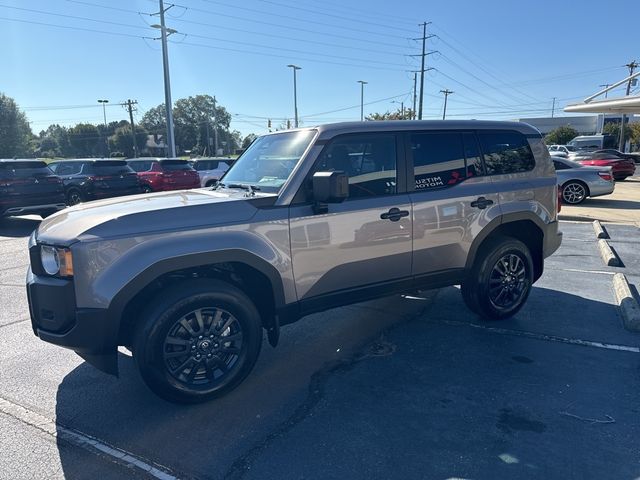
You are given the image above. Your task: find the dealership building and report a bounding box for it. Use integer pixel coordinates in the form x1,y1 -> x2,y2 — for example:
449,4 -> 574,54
514,114 -> 639,136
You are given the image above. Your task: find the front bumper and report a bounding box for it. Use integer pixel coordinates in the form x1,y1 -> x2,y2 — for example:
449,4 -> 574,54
26,267 -> 119,375
543,221 -> 562,258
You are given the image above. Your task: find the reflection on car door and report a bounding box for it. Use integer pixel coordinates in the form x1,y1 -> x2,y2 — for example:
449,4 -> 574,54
410,131 -> 501,276
289,133 -> 412,306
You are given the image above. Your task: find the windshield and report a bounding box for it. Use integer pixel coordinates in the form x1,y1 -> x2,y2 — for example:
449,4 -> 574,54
221,130 -> 316,192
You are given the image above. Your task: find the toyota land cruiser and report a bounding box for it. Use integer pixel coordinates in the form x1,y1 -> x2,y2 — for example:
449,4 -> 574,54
26,121 -> 562,403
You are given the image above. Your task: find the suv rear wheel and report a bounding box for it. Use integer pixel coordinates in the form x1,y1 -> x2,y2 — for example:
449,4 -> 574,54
133,279 -> 263,404
66,188 -> 84,206
461,236 -> 533,320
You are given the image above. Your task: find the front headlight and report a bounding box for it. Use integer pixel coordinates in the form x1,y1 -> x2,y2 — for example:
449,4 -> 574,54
40,245 -> 73,277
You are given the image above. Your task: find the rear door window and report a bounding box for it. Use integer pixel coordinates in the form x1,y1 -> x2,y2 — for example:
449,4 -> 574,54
411,132 -> 466,190
56,162 -> 82,175
478,131 -> 535,175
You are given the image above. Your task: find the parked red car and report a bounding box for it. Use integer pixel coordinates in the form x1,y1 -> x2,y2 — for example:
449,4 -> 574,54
127,158 -> 200,192
576,153 -> 636,181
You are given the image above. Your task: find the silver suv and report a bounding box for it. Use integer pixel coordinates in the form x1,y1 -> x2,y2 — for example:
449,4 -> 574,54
26,121 -> 562,403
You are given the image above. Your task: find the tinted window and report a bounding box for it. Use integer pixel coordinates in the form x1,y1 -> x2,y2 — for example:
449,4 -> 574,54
553,160 -> 571,170
160,160 -> 193,171
56,162 -> 82,175
478,131 -> 535,175
128,161 -> 153,172
316,134 -> 397,198
462,133 -> 484,177
87,161 -> 134,175
0,162 -> 52,178
411,132 -> 466,190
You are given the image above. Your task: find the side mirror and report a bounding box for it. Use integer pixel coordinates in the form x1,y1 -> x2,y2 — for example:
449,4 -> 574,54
312,171 -> 348,204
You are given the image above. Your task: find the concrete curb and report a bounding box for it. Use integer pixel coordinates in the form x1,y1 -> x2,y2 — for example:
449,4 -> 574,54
597,239 -> 621,267
592,220 -> 609,239
612,273 -> 640,332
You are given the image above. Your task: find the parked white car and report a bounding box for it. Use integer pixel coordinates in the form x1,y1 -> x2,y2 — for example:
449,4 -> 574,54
190,157 -> 235,187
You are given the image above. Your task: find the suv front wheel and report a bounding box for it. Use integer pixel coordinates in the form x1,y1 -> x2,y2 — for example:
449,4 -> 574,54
133,279 -> 263,403
461,236 -> 534,320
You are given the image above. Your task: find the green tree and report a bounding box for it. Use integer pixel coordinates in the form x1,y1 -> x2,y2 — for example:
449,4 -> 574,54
0,93 -> 34,157
366,107 -> 414,121
602,122 -> 632,142
141,95 -> 233,154
108,124 -> 149,158
68,123 -> 101,157
628,123 -> 640,151
242,133 -> 257,149
544,125 -> 578,145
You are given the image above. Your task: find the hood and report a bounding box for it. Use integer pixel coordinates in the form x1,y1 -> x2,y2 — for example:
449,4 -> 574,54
37,188 -> 276,246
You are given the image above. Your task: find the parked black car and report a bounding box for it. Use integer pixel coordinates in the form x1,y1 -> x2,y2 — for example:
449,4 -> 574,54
48,159 -> 141,205
0,159 -> 66,218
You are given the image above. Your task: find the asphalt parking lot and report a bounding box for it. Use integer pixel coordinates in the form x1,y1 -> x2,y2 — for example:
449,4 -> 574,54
1,216 -> 639,480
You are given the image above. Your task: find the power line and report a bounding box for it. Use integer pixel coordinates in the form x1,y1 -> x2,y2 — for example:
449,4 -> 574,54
196,0 -> 408,40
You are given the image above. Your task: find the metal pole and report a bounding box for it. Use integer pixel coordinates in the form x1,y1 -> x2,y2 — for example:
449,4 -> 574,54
401,102 -> 405,119
126,99 -> 139,158
98,99 -> 109,156
358,80 -> 367,121
619,61 -> 638,152
551,97 -> 556,118
287,65 -> 301,128
418,22 -> 427,120
440,89 -> 453,120
159,0 -> 176,157
413,72 -> 417,120
213,95 -> 219,154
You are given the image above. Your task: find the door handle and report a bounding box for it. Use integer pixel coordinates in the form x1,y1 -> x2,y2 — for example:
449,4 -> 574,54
380,207 -> 409,222
470,197 -> 494,210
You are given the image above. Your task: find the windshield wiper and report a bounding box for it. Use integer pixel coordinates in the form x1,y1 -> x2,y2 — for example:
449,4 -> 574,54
216,183 -> 260,195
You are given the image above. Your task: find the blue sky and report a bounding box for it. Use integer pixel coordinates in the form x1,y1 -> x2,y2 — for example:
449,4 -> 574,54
1,0 -> 638,138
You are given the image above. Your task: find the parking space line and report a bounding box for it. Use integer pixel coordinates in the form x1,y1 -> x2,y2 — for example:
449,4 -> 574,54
0,318 -> 29,329
0,396 -> 180,480
556,268 -> 617,275
437,320 -> 640,353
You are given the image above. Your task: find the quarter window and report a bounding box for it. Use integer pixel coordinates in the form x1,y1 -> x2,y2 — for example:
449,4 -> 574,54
478,131 -> 535,175
316,135 -> 397,198
411,132 -> 466,190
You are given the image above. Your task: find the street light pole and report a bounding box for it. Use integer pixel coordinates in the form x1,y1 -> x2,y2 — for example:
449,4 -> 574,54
153,0 -> 177,157
358,80 -> 368,121
97,99 -> 109,156
287,64 -> 301,128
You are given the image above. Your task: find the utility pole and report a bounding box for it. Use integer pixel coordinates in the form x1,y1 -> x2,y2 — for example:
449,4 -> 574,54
619,60 -> 638,151
411,23 -> 435,120
125,99 -> 139,158
151,0 -> 177,157
358,80 -> 368,121
97,99 -> 109,157
213,95 -> 219,155
412,72 -> 417,120
599,84 -> 612,99
391,100 -> 405,119
551,97 -> 556,118
440,90 -> 453,120
287,64 -> 301,128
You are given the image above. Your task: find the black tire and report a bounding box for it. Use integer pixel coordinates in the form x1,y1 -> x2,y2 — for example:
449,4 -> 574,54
460,236 -> 534,321
66,188 -> 84,206
141,184 -> 153,193
614,176 -> 628,182
133,279 -> 263,404
562,181 -> 588,204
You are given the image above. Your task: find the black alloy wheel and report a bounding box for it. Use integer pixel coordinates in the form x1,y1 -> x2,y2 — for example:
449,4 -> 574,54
461,236 -> 533,320
66,188 -> 84,206
134,279 -> 263,403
